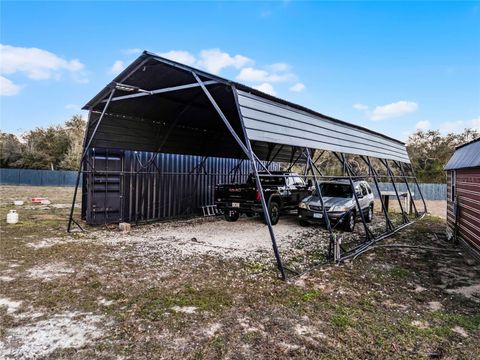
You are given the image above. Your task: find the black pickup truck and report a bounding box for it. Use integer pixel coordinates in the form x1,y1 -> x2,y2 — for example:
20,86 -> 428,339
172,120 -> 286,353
214,172 -> 311,225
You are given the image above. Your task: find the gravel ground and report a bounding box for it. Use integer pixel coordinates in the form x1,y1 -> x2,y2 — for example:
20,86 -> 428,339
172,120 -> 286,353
1,186 -> 478,359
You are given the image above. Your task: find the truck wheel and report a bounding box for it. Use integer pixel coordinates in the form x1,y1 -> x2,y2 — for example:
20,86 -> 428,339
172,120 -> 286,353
365,204 -> 374,223
224,210 -> 240,222
344,211 -> 356,232
264,201 -> 280,225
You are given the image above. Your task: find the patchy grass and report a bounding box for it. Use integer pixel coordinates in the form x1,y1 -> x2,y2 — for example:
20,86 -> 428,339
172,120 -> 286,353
0,186 -> 479,359
331,305 -> 355,329
388,266 -> 411,279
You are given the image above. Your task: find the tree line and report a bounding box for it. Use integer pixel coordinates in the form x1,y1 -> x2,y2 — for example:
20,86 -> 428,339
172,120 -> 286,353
406,128 -> 478,183
0,116 -> 478,183
1,115 -> 86,171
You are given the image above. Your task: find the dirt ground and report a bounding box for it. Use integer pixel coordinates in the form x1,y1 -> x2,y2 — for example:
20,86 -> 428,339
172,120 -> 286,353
1,186 -> 478,359
375,198 -> 447,220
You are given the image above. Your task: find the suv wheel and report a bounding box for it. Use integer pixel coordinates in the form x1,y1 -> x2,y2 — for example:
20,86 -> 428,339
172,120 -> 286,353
344,210 -> 356,232
224,210 -> 240,222
365,204 -> 374,223
264,201 -> 280,225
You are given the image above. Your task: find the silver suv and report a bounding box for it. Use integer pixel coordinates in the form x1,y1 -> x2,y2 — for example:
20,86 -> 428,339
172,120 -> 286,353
297,180 -> 374,231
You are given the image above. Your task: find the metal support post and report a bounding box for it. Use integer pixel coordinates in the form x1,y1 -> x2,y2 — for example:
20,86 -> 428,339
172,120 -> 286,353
406,163 -> 428,214
335,152 -> 375,242
67,88 -> 116,232
361,156 -> 395,231
248,146 -> 286,280
393,160 -> 419,217
380,159 -> 409,223
252,152 -> 272,174
305,148 -> 336,261
287,150 -> 304,172
197,78 -> 286,280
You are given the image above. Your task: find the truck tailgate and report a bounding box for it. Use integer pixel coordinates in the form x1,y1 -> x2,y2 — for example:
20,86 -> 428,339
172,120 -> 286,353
215,184 -> 257,202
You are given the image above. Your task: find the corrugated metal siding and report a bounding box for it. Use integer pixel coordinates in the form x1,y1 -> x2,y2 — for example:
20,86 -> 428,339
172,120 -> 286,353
370,182 -> 446,200
83,148 -> 278,224
446,168 -> 480,255
236,90 -> 410,163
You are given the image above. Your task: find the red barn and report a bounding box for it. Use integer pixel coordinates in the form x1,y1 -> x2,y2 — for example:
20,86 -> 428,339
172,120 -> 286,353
444,138 -> 480,261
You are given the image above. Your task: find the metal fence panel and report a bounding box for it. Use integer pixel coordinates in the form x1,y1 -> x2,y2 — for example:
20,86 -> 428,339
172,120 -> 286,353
370,182 -> 447,201
0,168 -> 78,187
0,168 -> 448,201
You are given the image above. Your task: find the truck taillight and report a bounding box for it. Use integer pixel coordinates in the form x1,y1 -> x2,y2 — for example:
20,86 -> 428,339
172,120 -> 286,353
256,191 -> 261,201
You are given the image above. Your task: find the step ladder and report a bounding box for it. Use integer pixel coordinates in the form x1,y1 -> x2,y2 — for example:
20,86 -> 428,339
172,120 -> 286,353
201,205 -> 222,217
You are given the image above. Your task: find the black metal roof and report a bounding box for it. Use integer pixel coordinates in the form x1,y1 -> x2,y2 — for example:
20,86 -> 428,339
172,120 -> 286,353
84,51 -> 404,146
444,138 -> 480,170
82,51 -> 409,163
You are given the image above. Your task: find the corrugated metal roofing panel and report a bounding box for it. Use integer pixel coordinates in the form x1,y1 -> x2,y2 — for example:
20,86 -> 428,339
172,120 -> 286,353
83,51 -> 411,164
444,138 -> 480,170
236,90 -> 410,163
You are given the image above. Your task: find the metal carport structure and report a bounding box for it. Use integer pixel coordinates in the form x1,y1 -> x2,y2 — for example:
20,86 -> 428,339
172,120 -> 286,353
69,51 -> 427,280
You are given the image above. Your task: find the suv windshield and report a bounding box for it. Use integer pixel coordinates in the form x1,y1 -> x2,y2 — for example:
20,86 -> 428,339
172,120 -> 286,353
319,183 -> 352,198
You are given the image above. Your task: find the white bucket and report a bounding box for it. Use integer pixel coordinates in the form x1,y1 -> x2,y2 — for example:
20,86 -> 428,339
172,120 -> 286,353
13,200 -> 24,206
7,210 -> 19,224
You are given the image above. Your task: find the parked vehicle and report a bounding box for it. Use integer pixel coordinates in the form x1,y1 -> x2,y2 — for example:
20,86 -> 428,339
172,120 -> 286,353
215,172 -> 311,225
298,180 -> 374,231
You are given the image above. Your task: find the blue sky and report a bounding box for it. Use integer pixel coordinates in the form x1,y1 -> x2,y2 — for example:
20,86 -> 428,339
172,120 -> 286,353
1,1 -> 479,141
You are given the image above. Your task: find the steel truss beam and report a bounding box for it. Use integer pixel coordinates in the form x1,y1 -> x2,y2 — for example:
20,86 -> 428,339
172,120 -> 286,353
304,148 -> 336,262
74,63 -> 428,280
101,80 -> 218,103
192,74 -> 287,279
405,163 -> 428,214
360,156 -> 395,232
380,158 -> 410,223
266,145 -> 284,169
334,152 -> 375,242
287,148 -> 304,171
393,160 -> 419,217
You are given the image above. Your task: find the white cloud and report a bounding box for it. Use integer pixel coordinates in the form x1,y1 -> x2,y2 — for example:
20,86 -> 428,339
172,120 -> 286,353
415,120 -> 430,131
289,82 -> 305,92
236,67 -> 269,82
0,44 -> 87,94
157,48 -> 253,75
370,101 -> 418,121
439,117 -> 480,134
236,67 -> 296,83
353,103 -> 369,111
197,48 -> 252,74
149,48 -> 303,96
110,60 -> 125,75
253,83 -> 276,96
0,75 -> 21,96
123,48 -> 142,55
267,63 -> 290,72
158,50 -> 197,66
0,44 -> 85,80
